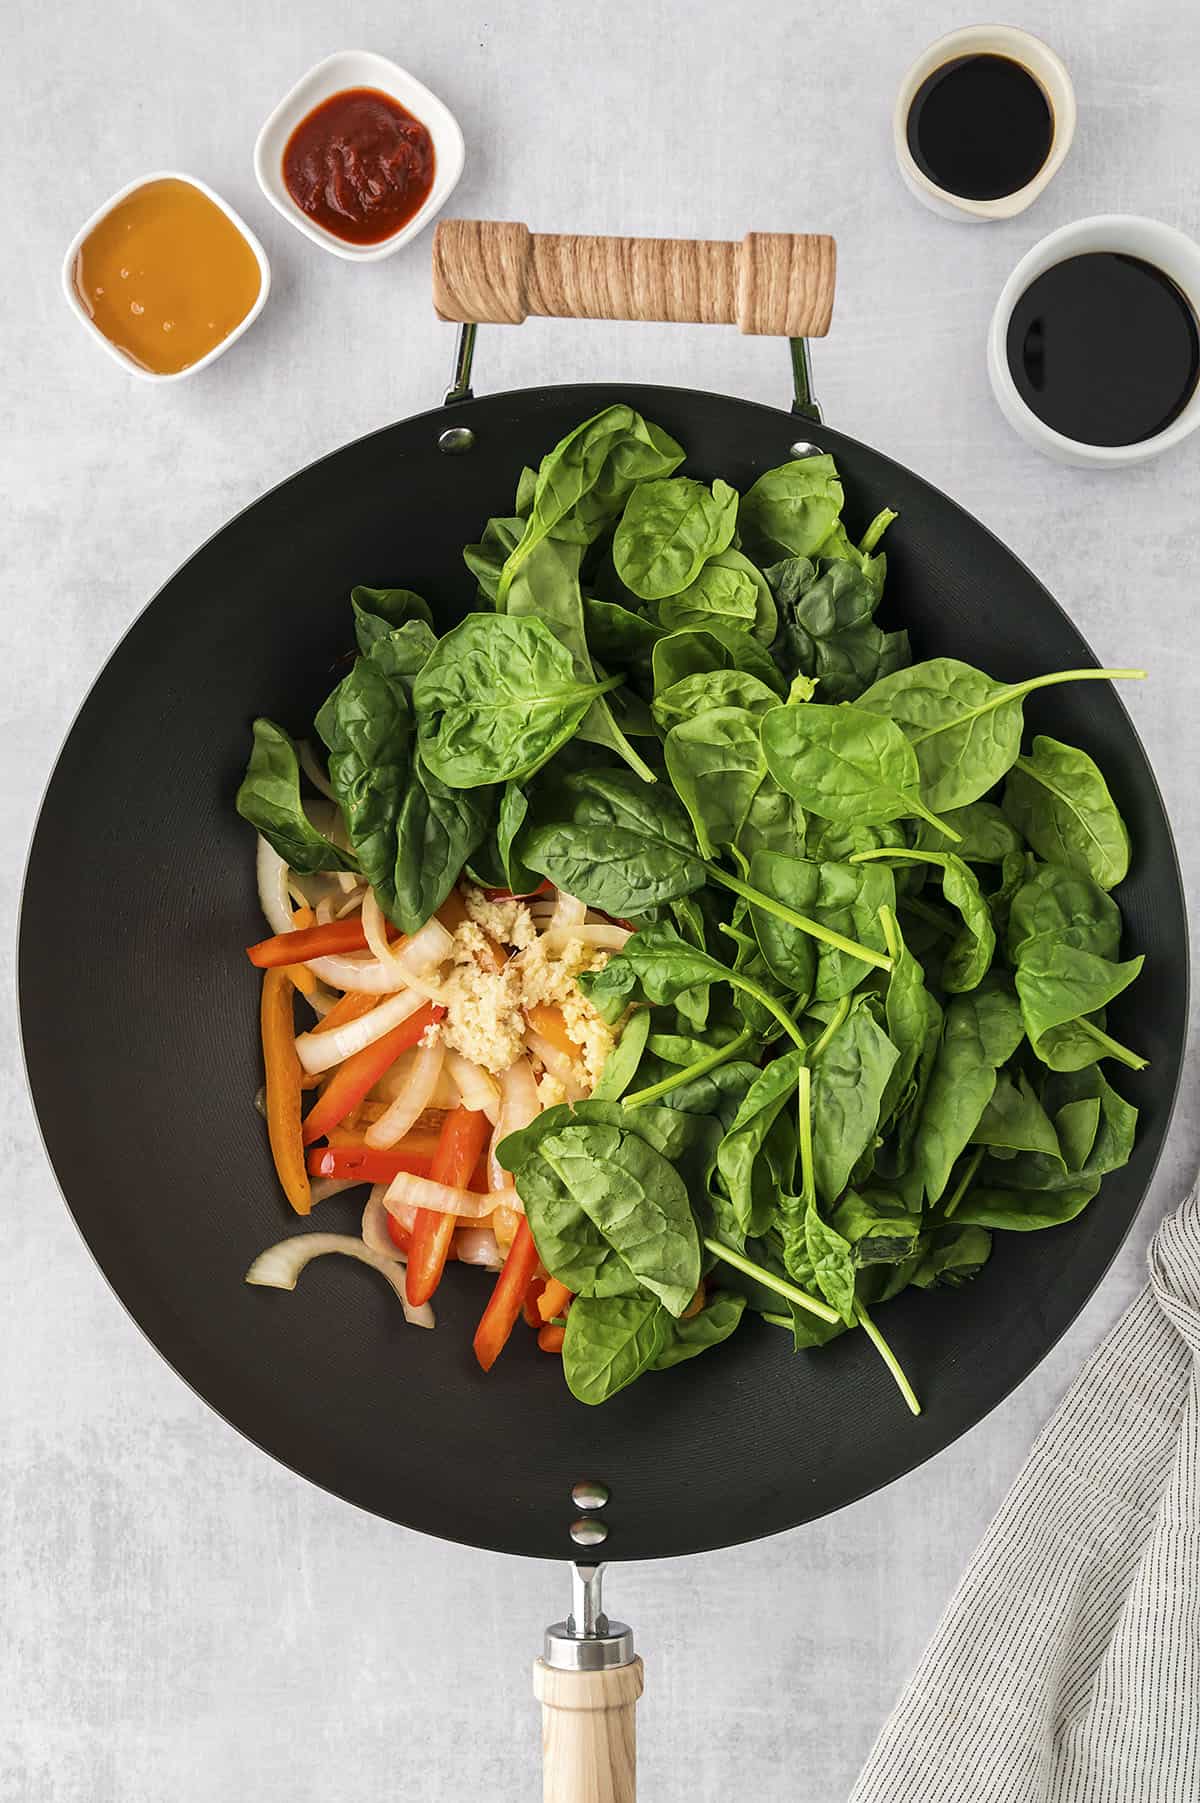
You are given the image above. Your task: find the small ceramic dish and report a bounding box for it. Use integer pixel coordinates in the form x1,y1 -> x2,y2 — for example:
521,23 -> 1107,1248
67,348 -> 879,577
894,25 -> 1075,222
988,214 -> 1200,468
254,50 -> 465,262
62,172 -> 270,383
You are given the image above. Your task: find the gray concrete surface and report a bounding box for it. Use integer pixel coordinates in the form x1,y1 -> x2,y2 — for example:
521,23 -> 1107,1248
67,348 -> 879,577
3,2 -> 1198,1798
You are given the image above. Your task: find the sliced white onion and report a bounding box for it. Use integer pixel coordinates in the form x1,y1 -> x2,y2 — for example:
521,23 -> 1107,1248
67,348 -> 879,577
383,1171 -> 509,1222
306,915 -> 453,999
335,888 -> 364,917
302,983 -> 340,1021
245,1232 -> 434,1329
454,1227 -> 504,1270
315,895 -> 337,926
527,1031 -> 588,1100
372,1050 -> 458,1109
309,1176 -> 362,1207
543,924 -> 630,952
257,836 -> 295,936
549,889 -> 588,933
363,886 -> 411,981
296,986 -> 427,1075
366,1039 -> 446,1148
361,1186 -> 404,1257
297,739 -> 336,802
444,1052 -> 501,1122
489,1056 -> 541,1190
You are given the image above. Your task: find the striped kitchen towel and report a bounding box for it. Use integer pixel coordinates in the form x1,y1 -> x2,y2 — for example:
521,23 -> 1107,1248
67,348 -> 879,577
851,1183 -> 1200,1803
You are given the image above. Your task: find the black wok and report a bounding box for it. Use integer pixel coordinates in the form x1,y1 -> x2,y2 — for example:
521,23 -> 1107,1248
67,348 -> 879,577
19,225 -> 1187,1580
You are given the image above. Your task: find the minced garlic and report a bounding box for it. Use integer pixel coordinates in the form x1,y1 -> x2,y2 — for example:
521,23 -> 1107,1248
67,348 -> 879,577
429,887 -> 616,1087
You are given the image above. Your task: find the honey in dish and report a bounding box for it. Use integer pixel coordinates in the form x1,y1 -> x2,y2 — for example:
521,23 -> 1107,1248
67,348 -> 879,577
74,178 -> 261,375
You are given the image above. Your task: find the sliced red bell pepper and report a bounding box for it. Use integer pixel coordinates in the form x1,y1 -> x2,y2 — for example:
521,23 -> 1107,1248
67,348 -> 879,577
306,1145 -> 433,1185
405,1107 -> 492,1307
386,1216 -> 413,1254
299,1003 -> 444,1145
246,917 -> 401,969
473,1217 -> 540,1372
522,1276 -> 546,1329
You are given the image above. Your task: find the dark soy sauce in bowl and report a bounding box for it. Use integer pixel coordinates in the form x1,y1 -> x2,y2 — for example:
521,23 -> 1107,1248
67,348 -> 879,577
1006,253 -> 1200,446
906,54 -> 1053,200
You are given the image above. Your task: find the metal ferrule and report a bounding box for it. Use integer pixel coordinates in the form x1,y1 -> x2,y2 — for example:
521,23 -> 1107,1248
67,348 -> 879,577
543,1563 -> 636,1672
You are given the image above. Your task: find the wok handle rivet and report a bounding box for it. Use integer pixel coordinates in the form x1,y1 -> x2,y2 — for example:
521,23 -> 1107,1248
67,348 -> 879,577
438,424 -> 476,454
569,1517 -> 608,1548
571,1479 -> 609,1512
789,438 -> 824,459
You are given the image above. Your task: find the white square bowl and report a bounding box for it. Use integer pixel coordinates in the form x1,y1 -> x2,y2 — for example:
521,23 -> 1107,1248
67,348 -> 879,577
62,172 -> 271,383
254,50 -> 465,262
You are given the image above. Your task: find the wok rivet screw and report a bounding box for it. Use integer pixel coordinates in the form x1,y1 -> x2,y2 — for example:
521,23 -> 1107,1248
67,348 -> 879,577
569,1518 -> 609,1548
788,439 -> 823,459
438,425 -> 476,455
571,1480 -> 609,1512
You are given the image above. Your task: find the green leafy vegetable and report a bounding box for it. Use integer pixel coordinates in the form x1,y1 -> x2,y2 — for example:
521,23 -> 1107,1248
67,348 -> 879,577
236,719 -> 358,874
1002,735 -> 1131,889
738,454 -> 844,563
614,477 -> 738,600
761,701 -> 961,840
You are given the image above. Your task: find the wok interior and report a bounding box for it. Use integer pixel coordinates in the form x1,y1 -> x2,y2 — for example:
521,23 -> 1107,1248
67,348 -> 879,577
19,383 -> 1186,1560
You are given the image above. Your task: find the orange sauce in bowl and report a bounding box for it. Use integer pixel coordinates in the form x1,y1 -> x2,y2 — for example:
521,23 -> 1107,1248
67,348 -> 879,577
73,178 -> 262,375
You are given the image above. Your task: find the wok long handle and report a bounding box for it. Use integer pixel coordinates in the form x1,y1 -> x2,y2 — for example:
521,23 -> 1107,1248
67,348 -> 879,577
534,1658 -> 645,1803
432,220 -> 836,337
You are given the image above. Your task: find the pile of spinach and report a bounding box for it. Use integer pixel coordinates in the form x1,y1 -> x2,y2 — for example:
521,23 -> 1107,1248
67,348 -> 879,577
238,405 -> 1148,1412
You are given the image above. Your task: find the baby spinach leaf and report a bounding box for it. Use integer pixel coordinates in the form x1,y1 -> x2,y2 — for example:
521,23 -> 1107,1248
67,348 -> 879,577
949,1181 -> 1101,1232
748,852 -> 894,1002
975,1066 -> 1137,1200
657,549 -> 758,631
910,1224 -> 992,1288
767,555 -> 908,703
1013,939 -> 1144,1070
390,755 -> 492,933
497,404 -> 684,605
911,979 -> 1024,1203
652,1291 -> 747,1370
464,514 -> 525,603
413,613 -> 621,789
1007,863 -> 1123,962
651,668 -> 780,733
806,818 -> 907,863
657,1060 -> 761,1130
652,623 -> 788,698
877,907 -> 942,1127
853,849 -> 995,992
818,506 -> 896,597
803,1199 -> 857,1323
857,659 -> 1145,812
350,587 -> 433,651
504,537 -> 655,782
717,1048 -> 807,1236
506,1117 -> 700,1314
761,701 -> 959,840
581,922 -> 800,1053
1002,735 -> 1131,889
809,999 -> 899,1204
612,476 -> 738,600
830,1188 -> 923,1265
666,896 -> 712,1032
583,598 -> 665,678
317,654 -> 415,898
236,718 -> 359,874
496,781 -> 539,896
666,706 -> 796,862
592,1008 -> 652,1101
563,1294 -> 670,1403
969,1071 -> 1063,1163
738,454 -> 844,563
521,768 -> 707,915
913,800 -> 1022,864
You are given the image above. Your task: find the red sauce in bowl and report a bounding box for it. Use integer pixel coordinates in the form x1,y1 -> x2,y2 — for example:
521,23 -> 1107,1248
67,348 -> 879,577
282,87 -> 435,246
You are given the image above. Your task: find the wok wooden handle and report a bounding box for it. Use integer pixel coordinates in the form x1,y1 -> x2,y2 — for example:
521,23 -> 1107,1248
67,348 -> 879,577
534,1657 -> 645,1803
432,221 -> 836,337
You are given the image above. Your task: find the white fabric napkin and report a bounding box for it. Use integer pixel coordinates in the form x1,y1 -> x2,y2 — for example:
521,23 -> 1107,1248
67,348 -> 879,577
850,1184 -> 1200,1803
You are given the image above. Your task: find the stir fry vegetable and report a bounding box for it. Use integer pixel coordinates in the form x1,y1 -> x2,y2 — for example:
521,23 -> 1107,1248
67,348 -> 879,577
240,404 -> 1146,1414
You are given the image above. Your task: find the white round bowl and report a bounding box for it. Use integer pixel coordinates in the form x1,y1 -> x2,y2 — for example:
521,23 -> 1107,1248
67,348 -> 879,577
894,25 -> 1075,222
254,50 -> 465,263
988,214 -> 1200,468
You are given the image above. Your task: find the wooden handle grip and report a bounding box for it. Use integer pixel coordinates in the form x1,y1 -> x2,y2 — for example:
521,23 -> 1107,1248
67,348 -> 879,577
534,1658 -> 645,1803
433,221 -> 836,337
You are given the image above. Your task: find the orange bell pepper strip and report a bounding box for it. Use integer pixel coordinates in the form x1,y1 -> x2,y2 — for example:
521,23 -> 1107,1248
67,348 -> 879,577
246,916 -> 402,969
260,969 -> 311,1216
286,907 -> 318,997
305,1144 -> 433,1185
405,1107 -> 492,1306
300,1003 -> 444,1145
473,1217 -> 541,1371
525,1002 -> 583,1060
537,1277 -> 573,1324
537,1323 -> 566,1354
